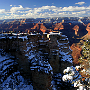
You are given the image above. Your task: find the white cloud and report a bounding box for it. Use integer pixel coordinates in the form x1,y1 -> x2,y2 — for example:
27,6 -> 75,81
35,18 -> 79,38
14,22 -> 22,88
75,2 -> 85,5
61,6 -> 86,11
1,4 -> 90,19
10,5 -> 31,14
10,5 -> 12,7
10,5 -> 23,13
72,11 -> 86,15
0,9 -> 5,13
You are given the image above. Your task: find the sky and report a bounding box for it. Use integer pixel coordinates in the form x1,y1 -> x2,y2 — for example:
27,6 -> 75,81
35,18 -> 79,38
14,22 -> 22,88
0,0 -> 90,20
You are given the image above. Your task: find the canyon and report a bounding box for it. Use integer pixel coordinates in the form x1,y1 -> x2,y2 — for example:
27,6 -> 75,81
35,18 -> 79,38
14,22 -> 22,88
0,17 -> 90,90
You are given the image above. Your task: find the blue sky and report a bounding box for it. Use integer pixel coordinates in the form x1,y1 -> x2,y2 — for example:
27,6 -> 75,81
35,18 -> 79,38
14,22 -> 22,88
0,0 -> 90,19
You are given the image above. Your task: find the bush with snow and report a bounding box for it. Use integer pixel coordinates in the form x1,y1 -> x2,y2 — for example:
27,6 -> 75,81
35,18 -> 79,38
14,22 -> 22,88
62,66 -> 90,90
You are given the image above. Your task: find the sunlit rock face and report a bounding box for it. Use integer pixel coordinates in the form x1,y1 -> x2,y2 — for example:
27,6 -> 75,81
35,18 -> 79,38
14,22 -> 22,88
0,22 -> 34,33
52,23 -> 64,30
70,43 -> 82,65
31,23 -> 49,33
70,23 -> 90,66
73,25 -> 79,35
86,23 -> 90,35
69,39 -> 90,89
40,23 -> 47,33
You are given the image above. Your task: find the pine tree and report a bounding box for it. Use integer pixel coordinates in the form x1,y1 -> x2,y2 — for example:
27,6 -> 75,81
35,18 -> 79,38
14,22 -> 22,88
79,39 -> 90,63
79,39 -> 90,75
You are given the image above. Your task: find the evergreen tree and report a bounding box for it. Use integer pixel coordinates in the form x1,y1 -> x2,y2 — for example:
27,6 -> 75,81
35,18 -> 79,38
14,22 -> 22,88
79,39 -> 90,63
79,39 -> 90,76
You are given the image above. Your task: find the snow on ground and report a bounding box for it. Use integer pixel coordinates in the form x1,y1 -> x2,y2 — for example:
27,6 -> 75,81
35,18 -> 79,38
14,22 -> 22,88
59,50 -> 72,63
25,41 -> 53,75
51,74 -> 61,90
1,71 -> 34,90
29,50 -> 53,75
0,51 -> 34,90
18,36 -> 28,41
57,38 -> 72,63
30,59 -> 53,75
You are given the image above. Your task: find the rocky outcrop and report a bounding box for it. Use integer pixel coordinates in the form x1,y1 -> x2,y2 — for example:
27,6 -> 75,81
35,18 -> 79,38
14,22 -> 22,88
0,23 -> 34,33
86,23 -> 90,35
70,43 -> 82,65
73,25 -> 79,35
31,70 -> 52,90
25,37 -> 53,90
0,32 -> 74,90
0,51 -> 17,83
48,32 -> 72,73
0,37 -> 32,79
70,23 -> 90,66
0,51 -> 34,90
40,23 -> 47,33
31,23 -> 40,30
30,57 -> 53,90
31,23 -> 49,33
25,32 -> 73,89
53,23 -> 64,30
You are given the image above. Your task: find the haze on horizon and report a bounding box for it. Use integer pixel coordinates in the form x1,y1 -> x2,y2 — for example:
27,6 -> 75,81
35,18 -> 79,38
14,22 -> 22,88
0,0 -> 90,20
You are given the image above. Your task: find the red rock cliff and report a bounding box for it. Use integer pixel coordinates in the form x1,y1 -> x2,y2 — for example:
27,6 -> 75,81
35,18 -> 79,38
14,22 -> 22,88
53,23 -> 64,30
70,43 -> 82,65
31,23 -> 47,33
86,23 -> 90,35
73,25 -> 79,35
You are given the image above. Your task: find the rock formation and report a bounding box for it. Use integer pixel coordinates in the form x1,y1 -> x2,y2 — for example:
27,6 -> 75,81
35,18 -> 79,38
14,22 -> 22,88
48,32 -> 72,73
73,25 -> 79,35
0,22 -> 34,33
70,23 -> 90,66
53,23 -> 64,30
0,51 -> 34,90
23,32 -> 73,89
40,23 -> 47,33
70,43 -> 82,65
31,23 -> 48,33
86,23 -> 90,35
